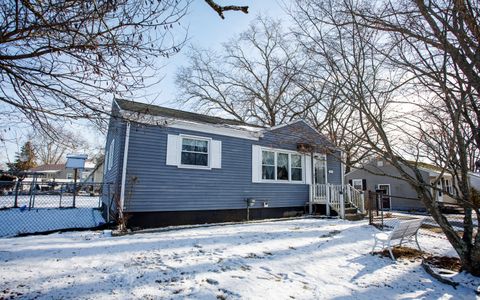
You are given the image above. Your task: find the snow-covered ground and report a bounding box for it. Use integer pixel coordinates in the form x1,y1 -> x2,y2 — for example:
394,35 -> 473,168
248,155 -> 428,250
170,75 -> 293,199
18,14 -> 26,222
0,218 -> 478,299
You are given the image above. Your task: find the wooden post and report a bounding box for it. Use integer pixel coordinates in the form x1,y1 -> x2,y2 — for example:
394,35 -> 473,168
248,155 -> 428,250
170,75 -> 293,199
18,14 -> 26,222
72,168 -> 78,208
360,191 -> 365,214
107,183 -> 111,223
326,184 -> 331,216
368,191 -> 373,225
309,152 -> 314,214
339,191 -> 345,219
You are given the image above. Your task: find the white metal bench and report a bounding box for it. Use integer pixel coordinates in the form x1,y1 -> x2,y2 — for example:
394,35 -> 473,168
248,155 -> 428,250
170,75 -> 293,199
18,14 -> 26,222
371,217 -> 425,260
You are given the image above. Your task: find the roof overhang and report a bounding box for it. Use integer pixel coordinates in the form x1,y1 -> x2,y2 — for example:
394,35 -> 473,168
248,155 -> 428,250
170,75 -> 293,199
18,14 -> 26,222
119,109 -> 263,141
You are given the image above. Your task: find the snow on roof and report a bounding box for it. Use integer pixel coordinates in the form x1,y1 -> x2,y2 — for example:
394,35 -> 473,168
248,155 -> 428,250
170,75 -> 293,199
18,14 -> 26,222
29,164 -> 65,172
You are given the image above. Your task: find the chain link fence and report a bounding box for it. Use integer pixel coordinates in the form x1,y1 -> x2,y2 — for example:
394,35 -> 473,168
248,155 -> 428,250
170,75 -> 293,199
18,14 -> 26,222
365,190 -> 475,234
0,181 -> 113,237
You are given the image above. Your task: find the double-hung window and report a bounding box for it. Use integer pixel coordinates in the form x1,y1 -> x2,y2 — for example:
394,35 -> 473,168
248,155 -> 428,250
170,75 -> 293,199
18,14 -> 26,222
262,150 -> 275,180
352,179 -> 363,190
261,149 -> 303,182
181,137 -> 209,167
291,154 -> 302,181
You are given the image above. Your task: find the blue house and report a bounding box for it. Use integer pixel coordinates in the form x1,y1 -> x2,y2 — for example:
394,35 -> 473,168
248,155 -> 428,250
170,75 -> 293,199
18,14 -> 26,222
102,99 -> 362,229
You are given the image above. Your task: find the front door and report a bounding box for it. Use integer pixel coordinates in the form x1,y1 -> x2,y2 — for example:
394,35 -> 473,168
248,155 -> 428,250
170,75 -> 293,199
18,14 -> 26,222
312,156 -> 327,202
377,184 -> 391,210
314,156 -> 327,185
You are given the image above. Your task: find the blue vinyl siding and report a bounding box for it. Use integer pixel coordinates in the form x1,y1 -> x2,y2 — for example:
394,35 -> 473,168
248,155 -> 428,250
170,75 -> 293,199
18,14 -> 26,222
101,105 -> 126,209
122,120 -> 342,212
327,150 -> 343,185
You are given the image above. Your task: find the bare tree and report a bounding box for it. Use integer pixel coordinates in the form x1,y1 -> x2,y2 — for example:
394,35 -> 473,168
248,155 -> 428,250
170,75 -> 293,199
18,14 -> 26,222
292,0 -> 480,274
290,1 -> 391,172
30,128 -> 89,165
0,0 -> 249,135
176,16 -> 313,126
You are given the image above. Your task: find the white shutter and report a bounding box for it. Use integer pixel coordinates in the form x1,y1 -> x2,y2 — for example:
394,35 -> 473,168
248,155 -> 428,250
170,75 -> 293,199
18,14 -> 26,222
252,145 -> 262,183
210,140 -> 222,169
166,134 -> 180,166
305,154 -> 312,184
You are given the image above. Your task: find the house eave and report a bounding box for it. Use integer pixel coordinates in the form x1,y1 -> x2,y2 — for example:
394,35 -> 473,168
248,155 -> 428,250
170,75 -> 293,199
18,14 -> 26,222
118,109 -> 262,141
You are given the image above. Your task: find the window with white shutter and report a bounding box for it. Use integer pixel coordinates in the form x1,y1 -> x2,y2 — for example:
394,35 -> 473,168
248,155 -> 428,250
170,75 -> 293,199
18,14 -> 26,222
166,134 -> 221,169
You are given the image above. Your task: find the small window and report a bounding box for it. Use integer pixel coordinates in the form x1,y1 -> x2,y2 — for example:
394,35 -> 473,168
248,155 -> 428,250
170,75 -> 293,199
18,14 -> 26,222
108,139 -> 114,171
352,179 -> 363,190
181,138 -> 209,167
262,151 -> 275,180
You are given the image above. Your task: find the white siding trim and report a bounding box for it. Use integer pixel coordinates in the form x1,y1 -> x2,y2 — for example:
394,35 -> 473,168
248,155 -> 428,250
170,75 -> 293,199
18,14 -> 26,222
120,122 -> 131,213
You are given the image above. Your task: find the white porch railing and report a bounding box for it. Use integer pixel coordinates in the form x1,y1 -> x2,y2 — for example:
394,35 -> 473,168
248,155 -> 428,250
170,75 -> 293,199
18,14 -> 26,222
313,184 -> 365,218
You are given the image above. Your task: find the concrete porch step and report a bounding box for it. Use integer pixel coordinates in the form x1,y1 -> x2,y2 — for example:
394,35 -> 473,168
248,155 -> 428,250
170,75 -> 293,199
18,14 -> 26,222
345,207 -> 358,214
345,213 -> 364,221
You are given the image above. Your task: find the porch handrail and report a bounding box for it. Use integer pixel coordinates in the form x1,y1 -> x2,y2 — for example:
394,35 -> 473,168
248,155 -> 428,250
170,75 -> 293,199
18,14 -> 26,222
344,184 -> 365,214
314,183 -> 365,217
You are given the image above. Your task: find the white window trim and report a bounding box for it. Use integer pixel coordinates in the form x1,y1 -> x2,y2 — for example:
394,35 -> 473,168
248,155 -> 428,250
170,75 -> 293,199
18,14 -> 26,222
259,146 -> 305,184
377,183 -> 392,210
108,139 -> 115,171
352,179 -> 363,190
177,134 -> 212,170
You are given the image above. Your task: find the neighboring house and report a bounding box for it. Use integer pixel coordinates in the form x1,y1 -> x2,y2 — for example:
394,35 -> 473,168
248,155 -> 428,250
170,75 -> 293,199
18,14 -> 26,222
26,161 -> 101,187
469,172 -> 480,192
346,158 -> 457,211
102,99 -> 347,228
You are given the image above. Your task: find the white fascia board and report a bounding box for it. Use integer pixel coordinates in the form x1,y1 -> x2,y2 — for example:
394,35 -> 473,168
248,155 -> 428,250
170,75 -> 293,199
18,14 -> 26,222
119,110 -> 261,140
266,119 -> 304,131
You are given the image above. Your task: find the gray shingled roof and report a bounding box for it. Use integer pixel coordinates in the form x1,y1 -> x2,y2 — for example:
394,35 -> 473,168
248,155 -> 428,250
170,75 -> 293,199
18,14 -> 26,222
115,98 -> 259,127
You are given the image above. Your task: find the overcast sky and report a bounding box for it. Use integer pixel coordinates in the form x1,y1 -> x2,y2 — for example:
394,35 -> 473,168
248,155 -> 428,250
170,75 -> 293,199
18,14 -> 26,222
1,1 -> 289,166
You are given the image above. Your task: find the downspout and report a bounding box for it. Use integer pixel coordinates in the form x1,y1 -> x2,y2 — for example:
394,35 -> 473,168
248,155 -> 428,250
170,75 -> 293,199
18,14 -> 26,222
309,151 -> 314,214
340,150 -> 345,187
119,121 -> 131,223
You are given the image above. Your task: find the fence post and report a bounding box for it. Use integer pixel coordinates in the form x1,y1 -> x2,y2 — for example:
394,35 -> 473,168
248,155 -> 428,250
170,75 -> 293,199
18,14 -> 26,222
360,191 -> 365,214
13,181 -> 20,208
72,169 -> 78,208
59,183 -> 63,208
107,183 -> 111,223
368,191 -> 373,225
379,192 -> 384,229
326,184 -> 331,216
339,191 -> 345,219
28,176 -> 37,210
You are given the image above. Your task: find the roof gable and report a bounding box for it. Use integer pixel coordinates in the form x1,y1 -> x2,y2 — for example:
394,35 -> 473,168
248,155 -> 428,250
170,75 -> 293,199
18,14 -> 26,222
264,119 -> 336,151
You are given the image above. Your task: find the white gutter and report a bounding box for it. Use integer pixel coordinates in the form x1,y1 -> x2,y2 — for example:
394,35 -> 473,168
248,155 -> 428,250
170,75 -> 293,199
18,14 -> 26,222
119,122 -> 131,220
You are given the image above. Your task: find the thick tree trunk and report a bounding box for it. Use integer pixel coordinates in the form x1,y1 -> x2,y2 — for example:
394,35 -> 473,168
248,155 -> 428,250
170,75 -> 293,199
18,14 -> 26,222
419,190 -> 480,276
462,245 -> 480,276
